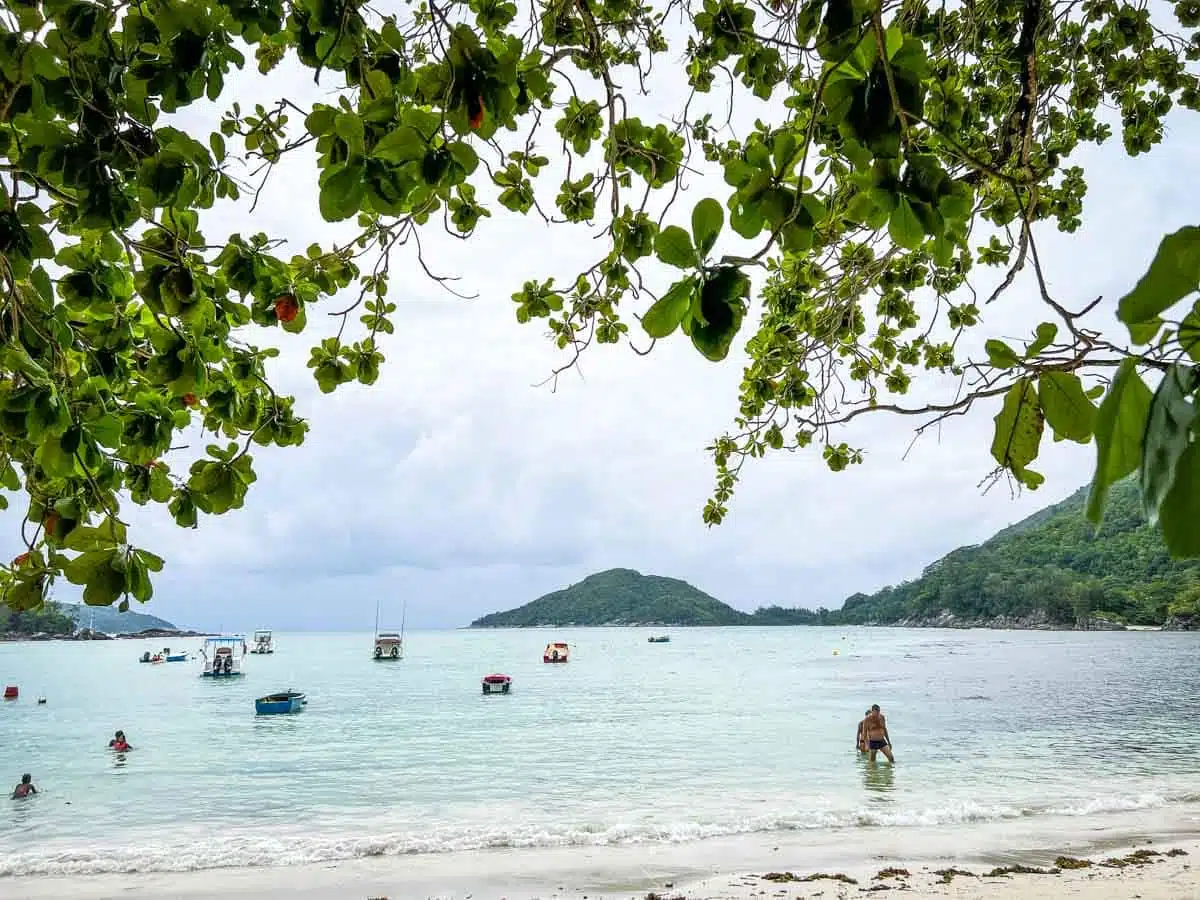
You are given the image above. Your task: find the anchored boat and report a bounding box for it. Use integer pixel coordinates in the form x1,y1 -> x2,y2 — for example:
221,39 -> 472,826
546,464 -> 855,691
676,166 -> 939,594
648,636 -> 671,643
543,641 -> 569,663
249,629 -> 275,654
200,635 -> 247,677
255,690 -> 307,715
372,597 -> 406,661
482,674 -> 512,695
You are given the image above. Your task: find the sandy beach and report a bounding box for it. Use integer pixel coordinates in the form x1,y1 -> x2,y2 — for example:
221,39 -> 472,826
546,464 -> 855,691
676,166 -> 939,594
5,808 -> 1198,900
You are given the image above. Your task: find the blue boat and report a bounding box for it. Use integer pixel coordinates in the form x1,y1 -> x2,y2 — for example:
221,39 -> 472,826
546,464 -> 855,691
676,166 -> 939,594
165,653 -> 188,662
255,690 -> 307,715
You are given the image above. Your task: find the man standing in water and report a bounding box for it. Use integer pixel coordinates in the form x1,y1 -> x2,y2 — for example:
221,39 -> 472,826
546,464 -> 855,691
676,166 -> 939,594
864,704 -> 895,763
855,710 -> 871,753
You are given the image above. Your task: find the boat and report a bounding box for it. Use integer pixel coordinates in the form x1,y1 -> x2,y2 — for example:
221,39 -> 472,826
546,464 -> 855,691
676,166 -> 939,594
139,650 -> 165,663
249,629 -> 274,654
482,674 -> 512,695
165,651 -> 188,662
3,686 -> 17,701
648,636 -> 671,643
373,632 -> 403,660
200,635 -> 247,677
255,690 -> 307,715
543,641 -> 569,663
372,597 -> 406,661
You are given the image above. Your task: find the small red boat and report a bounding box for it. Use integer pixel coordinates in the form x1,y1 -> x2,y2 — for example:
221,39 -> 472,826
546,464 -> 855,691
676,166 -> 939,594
543,641 -> 569,664
3,685 -> 17,701
481,674 -> 512,695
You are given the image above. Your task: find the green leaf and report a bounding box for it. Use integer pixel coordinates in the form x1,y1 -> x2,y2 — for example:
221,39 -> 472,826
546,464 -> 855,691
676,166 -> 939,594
888,198 -> 924,250
984,339 -> 1021,369
1086,359 -> 1154,524
318,164 -> 365,222
1129,318 -> 1163,345
642,278 -> 697,339
655,226 -> 697,269
1117,226 -> 1200,330
1025,322 -> 1058,358
1159,441 -> 1200,557
989,378 -> 1044,488
688,267 -> 749,362
1038,371 -> 1096,443
690,198 -> 724,257
1179,304 -> 1200,363
1140,363 -> 1200,525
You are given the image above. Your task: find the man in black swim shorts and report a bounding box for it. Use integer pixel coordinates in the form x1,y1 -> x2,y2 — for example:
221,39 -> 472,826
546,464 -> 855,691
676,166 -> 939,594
863,704 -> 895,763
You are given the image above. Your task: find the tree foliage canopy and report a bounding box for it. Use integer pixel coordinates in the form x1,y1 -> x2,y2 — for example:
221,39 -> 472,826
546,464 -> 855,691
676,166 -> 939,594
3,0 -> 1200,611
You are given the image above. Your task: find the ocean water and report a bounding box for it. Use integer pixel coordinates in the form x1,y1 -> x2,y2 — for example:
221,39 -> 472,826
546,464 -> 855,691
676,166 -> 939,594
2,627 -> 1200,877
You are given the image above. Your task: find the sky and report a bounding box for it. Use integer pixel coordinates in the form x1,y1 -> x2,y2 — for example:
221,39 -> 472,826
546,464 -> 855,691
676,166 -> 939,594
6,17 -> 1200,631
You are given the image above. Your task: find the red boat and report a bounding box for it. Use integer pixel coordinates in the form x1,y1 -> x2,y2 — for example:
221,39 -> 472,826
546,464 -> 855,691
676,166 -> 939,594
543,641 -> 569,663
3,686 -> 17,700
482,674 -> 512,695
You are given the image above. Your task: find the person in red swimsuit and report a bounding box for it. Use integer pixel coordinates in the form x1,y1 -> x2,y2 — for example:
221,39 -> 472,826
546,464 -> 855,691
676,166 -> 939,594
108,730 -> 133,752
11,774 -> 37,799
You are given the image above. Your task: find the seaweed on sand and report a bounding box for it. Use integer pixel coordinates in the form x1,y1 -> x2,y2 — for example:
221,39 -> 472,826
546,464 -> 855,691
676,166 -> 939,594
934,867 -> 976,884
758,872 -> 859,885
1055,856 -> 1092,870
1167,848 -> 1189,857
872,868 -> 910,880
983,864 -> 1060,877
1100,849 -> 1162,868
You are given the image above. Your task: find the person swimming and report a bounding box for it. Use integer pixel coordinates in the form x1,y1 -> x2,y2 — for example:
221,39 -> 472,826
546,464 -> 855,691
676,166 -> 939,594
11,774 -> 37,799
108,730 -> 132,752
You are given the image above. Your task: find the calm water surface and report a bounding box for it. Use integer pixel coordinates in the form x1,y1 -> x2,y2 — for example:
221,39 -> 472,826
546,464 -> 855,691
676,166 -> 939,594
2,627 -> 1199,875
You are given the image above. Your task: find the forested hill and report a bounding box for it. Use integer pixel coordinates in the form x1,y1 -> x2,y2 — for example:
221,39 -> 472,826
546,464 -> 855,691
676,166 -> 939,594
469,568 -> 824,627
836,480 -> 1200,627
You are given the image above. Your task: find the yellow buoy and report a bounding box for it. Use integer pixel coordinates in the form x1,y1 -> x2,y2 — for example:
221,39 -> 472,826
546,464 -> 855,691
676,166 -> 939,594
832,649 -> 840,656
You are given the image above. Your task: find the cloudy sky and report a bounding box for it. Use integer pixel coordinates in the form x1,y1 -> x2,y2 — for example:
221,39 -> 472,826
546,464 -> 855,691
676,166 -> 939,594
7,23 -> 1200,631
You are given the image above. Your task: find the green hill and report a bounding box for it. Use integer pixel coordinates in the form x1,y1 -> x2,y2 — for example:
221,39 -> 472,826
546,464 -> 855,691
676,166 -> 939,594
470,569 -> 746,627
471,568 -> 826,627
59,603 -> 179,634
834,480 -> 1200,627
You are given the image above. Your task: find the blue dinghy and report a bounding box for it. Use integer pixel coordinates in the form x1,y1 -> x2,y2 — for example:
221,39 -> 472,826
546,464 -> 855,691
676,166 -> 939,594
255,690 -> 307,715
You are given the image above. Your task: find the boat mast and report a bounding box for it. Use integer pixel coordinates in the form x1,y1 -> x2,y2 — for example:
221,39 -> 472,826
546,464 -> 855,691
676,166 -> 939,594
400,597 -> 407,644
373,597 -> 381,640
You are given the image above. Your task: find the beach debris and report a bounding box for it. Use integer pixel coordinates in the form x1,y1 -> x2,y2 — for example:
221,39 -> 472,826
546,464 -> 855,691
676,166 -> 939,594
1055,856 -> 1092,870
758,872 -> 858,886
1167,848 -> 1189,857
871,868 -> 909,881
983,864 -> 1059,877
933,868 -> 976,884
1100,849 -> 1162,868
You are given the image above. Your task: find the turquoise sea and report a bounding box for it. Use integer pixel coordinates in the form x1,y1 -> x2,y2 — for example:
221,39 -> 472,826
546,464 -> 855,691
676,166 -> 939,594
2,627 -> 1200,877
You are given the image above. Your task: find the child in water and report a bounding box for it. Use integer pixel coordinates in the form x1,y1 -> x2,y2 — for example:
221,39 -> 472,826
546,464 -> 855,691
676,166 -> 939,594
108,730 -> 132,752
11,774 -> 37,799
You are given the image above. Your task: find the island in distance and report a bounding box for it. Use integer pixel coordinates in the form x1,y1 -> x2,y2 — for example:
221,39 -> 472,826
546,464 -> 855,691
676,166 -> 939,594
469,479 -> 1200,631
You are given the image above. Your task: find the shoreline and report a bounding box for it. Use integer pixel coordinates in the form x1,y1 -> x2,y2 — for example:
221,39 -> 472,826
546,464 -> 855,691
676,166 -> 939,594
5,805 -> 1199,899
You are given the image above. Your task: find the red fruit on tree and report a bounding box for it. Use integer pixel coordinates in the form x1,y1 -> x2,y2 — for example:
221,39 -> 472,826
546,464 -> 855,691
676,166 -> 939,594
12,552 -> 31,568
275,295 -> 300,323
182,393 -> 198,407
468,94 -> 485,130
43,511 -> 59,534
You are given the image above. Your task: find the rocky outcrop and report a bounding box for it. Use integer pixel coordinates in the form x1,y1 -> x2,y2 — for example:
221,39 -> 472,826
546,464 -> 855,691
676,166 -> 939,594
1163,616 -> 1197,631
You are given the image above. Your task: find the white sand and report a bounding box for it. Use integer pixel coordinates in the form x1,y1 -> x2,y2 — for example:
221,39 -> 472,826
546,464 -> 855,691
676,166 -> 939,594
3,809 -> 1198,900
